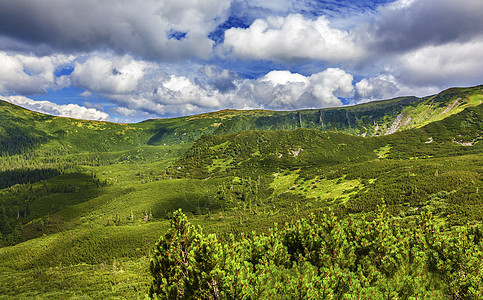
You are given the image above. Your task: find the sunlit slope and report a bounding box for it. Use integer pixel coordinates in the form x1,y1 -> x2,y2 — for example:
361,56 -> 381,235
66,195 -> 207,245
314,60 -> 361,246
168,104 -> 481,223
1,103 -> 479,257
1,102 -> 480,245
171,103 -> 482,178
0,99 -> 480,298
0,100 -> 151,154
1,103 -> 479,250
1,85 -> 482,154
145,84 -> 483,140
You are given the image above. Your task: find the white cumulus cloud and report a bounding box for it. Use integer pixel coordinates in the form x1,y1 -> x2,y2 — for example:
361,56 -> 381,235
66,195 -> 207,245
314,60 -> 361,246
68,54 -> 355,117
0,51 -> 72,94
234,68 -> 353,109
71,55 -> 154,94
261,70 -> 308,85
355,74 -> 400,101
223,14 -> 363,62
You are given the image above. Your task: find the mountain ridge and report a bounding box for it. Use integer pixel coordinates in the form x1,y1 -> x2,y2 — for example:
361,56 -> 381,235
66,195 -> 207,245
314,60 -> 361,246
1,85 -> 482,156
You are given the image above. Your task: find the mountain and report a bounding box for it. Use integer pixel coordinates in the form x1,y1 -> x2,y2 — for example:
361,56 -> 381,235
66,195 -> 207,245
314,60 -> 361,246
0,86 -> 481,298
170,102 -> 481,215
1,85 -> 481,155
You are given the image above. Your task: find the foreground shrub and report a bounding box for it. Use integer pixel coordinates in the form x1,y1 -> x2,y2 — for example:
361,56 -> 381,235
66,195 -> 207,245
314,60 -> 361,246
149,209 -> 483,299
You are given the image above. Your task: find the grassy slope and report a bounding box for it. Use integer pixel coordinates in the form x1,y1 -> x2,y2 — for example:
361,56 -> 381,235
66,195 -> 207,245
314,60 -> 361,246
0,86 -> 481,298
1,86 -> 481,155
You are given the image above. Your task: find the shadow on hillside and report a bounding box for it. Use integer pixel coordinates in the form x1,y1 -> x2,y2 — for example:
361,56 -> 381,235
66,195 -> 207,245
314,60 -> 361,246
0,168 -> 61,189
147,127 -> 173,146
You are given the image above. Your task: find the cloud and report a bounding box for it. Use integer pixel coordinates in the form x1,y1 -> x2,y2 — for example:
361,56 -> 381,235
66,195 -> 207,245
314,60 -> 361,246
200,65 -> 237,92
234,68 -> 353,109
1,0 -> 481,122
368,0 -> 483,53
110,106 -> 139,117
349,0 -> 483,100
67,53 -> 354,116
157,75 -> 222,108
234,71 -> 309,109
71,55 -> 153,94
396,39 -> 483,87
103,73 -> 226,117
355,74 -> 399,101
224,0 -> 382,26
0,0 -> 231,60
242,0 -> 297,15
354,38 -> 483,102
261,70 -> 308,85
221,0 -> 483,69
79,91 -> 92,98
0,51 -> 72,94
3,95 -> 109,121
223,14 -> 363,62
50,54 -> 223,117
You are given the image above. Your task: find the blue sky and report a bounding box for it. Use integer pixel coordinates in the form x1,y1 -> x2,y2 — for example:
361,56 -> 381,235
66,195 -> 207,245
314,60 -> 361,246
0,0 -> 482,122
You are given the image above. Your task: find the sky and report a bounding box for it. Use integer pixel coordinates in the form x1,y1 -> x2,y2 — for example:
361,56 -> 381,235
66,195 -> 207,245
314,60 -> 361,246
0,0 -> 482,122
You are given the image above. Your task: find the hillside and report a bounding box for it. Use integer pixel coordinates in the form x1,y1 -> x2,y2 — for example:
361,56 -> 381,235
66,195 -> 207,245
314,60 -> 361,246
169,103 -> 481,220
0,85 -> 477,193
1,86 -> 481,155
0,86 -> 481,298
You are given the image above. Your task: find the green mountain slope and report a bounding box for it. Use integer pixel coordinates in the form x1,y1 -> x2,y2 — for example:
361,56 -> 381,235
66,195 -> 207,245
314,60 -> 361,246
1,94 -> 479,249
167,103 -> 481,220
1,85 -> 481,155
0,86 -> 481,298
0,86 -> 480,250
128,85 -> 483,144
171,103 -> 482,176
0,85 -> 476,194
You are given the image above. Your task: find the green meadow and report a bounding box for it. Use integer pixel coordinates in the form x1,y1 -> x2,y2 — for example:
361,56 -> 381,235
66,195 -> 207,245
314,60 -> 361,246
0,86 -> 482,298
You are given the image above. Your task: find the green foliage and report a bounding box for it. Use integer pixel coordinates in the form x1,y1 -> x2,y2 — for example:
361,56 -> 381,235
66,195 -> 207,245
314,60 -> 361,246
167,103 -> 482,221
0,168 -> 62,189
0,172 -> 105,246
0,87 -> 481,298
149,210 -> 483,299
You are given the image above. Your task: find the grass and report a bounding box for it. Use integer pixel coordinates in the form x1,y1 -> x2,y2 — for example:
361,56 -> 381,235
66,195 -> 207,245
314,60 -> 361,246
271,171 -> 365,207
374,144 -> 391,158
0,258 -> 151,299
0,86 -> 481,298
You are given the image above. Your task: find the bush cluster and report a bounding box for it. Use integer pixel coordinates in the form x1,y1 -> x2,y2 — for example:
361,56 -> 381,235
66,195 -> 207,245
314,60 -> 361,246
149,209 -> 483,299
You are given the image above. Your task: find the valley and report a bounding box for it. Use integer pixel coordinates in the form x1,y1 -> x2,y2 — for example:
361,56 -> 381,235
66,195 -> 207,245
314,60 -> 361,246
0,86 -> 482,299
